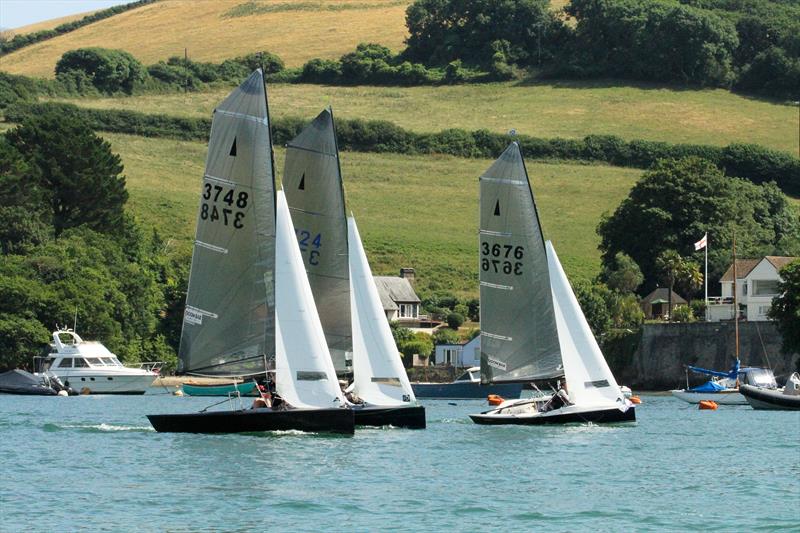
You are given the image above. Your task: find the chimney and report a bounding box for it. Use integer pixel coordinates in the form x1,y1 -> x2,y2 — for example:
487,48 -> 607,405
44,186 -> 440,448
400,268 -> 415,282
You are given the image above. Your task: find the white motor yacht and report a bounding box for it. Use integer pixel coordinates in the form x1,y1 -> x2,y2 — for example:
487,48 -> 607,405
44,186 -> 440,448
35,329 -> 161,394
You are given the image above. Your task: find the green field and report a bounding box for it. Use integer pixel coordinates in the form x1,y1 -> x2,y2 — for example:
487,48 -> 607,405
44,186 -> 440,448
104,132 -> 641,296
52,81 -> 799,154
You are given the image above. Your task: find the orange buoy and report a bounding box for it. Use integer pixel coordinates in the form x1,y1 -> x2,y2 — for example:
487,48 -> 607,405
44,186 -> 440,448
629,396 -> 642,404
487,394 -> 505,406
698,400 -> 718,410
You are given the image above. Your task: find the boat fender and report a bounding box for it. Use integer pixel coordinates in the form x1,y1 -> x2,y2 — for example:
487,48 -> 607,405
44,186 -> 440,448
487,394 -> 505,406
80,387 -> 91,395
57,390 -> 69,397
698,400 -> 718,410
173,389 -> 184,396
629,396 -> 642,404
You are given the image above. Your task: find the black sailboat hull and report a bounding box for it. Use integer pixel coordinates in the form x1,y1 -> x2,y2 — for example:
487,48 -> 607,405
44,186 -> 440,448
470,405 -> 636,425
740,384 -> 800,410
353,405 -> 426,429
147,407 -> 355,435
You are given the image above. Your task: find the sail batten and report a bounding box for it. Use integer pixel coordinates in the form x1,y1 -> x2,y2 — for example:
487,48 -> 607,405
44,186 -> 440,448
177,70 -> 275,377
283,109 -> 352,372
479,142 -> 562,384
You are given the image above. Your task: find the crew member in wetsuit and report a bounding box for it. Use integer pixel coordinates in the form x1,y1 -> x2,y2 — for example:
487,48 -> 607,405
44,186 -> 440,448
543,380 -> 571,412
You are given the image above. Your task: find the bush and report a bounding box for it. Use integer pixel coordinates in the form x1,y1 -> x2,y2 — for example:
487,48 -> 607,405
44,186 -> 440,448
55,48 -> 147,94
446,312 -> 465,329
672,305 -> 695,323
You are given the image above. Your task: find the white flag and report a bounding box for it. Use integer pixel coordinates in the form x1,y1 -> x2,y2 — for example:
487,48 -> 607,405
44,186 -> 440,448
694,233 -> 707,251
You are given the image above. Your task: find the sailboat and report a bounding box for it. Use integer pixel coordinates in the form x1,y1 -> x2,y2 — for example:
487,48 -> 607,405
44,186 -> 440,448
147,71 -> 354,434
469,143 -> 635,425
283,109 -> 426,429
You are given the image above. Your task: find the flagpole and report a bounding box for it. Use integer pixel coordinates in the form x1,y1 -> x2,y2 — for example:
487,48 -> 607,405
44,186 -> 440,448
704,232 -> 708,322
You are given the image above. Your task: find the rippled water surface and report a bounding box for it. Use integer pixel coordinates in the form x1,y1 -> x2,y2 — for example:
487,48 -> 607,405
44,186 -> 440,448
1,393 -> 798,531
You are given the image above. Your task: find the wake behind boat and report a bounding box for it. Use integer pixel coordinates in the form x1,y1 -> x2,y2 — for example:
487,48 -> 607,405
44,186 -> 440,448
468,143 -> 634,426
283,108 -> 425,429
147,71 -> 353,435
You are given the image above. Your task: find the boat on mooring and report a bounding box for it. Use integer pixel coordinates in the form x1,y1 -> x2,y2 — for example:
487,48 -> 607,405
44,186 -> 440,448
468,143 -> 635,425
34,329 -> 160,394
147,70 -> 354,435
411,366 -> 523,399
670,361 -> 778,405
283,108 -> 425,428
740,372 -> 800,410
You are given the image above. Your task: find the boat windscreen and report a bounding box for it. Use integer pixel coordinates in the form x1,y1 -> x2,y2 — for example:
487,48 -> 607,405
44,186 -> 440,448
744,368 -> 777,388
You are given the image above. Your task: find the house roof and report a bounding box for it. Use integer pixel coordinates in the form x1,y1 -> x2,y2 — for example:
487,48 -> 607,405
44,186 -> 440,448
641,287 -> 687,305
373,276 -> 421,311
719,256 -> 798,282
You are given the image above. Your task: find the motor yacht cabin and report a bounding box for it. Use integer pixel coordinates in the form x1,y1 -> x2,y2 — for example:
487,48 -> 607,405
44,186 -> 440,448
35,329 -> 161,394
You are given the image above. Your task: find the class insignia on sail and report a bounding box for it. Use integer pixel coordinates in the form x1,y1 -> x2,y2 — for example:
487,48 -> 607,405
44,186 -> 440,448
147,71 -> 354,435
469,142 -> 635,426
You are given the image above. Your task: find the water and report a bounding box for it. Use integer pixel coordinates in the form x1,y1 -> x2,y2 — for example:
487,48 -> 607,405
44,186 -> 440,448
1,393 -> 798,532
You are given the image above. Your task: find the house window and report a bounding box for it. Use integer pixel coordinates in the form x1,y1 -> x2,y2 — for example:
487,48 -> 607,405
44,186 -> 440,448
758,306 -> 771,316
399,303 -> 418,318
753,280 -> 779,296
443,348 -> 460,365
742,283 -> 748,295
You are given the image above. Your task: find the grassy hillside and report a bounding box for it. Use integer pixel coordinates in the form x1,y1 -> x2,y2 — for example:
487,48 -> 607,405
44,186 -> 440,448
105,132 -> 641,295
0,0 -> 411,78
11,10 -> 99,34
52,81 -> 800,155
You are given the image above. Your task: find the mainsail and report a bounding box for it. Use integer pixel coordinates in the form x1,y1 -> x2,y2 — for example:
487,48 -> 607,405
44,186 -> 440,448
178,70 -> 275,377
274,191 -> 345,409
349,218 -> 416,405
547,242 -> 623,406
479,142 -> 562,383
283,109 -> 352,372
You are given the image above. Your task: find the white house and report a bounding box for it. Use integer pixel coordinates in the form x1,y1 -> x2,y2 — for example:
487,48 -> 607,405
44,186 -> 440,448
433,335 -> 480,368
373,269 -> 421,324
707,256 -> 796,322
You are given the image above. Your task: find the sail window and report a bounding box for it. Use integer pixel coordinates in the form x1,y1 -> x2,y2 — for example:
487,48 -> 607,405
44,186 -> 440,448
494,200 -> 501,216
584,379 -> 610,388
229,137 -> 237,156
297,371 -> 328,381
371,377 -> 401,386
298,173 -> 305,190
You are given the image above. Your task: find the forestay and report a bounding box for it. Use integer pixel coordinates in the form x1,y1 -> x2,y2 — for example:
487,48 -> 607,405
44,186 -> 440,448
178,70 -> 275,377
479,142 -> 562,383
274,191 -> 346,409
349,218 -> 416,405
283,109 -> 352,372
547,242 -> 623,407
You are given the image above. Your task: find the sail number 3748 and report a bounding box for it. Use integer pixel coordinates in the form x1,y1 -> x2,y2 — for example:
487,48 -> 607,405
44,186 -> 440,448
481,242 -> 524,275
201,183 -> 248,228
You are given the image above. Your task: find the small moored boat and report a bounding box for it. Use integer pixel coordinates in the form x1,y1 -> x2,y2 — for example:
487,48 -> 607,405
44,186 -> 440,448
740,372 -> 800,410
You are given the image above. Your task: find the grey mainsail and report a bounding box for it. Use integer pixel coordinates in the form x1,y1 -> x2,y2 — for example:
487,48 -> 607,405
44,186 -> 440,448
479,142 -> 562,383
283,109 -> 352,372
178,70 -> 276,376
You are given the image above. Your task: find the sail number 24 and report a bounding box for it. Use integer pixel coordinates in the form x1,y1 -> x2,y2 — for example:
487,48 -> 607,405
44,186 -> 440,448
201,183 -> 248,228
481,242 -> 524,275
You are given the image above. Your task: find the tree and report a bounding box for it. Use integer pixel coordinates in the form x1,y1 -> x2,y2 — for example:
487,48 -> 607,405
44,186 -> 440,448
6,111 -> 128,237
598,156 -> 800,294
601,252 -> 644,294
398,331 -> 434,364
655,250 -> 702,320
55,48 -> 146,94
574,282 -> 613,338
404,0 -> 568,67
768,261 -> 800,359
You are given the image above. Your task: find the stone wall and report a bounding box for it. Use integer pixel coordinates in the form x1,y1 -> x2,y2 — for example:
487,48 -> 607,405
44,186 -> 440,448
614,322 -> 799,390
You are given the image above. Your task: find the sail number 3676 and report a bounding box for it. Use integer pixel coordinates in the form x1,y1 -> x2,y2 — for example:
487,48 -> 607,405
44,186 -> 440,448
201,183 -> 248,228
481,242 -> 524,275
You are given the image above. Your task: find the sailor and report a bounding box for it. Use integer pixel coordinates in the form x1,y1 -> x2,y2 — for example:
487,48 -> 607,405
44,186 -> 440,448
542,380 -> 571,412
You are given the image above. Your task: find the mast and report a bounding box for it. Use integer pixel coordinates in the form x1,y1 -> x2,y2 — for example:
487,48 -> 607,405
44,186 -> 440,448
733,232 -> 739,362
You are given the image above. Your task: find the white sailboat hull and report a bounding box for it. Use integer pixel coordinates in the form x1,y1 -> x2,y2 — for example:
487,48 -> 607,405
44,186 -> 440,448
470,397 -> 635,425
670,389 -> 747,405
